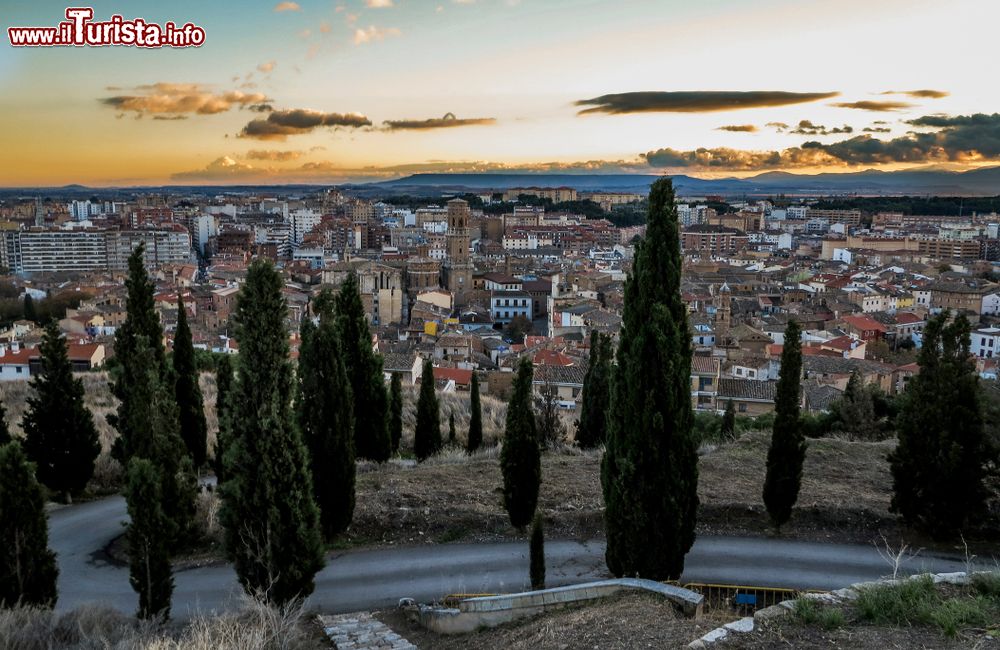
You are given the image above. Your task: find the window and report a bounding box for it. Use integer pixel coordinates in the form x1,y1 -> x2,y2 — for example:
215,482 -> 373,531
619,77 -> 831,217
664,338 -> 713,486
738,403 -> 747,413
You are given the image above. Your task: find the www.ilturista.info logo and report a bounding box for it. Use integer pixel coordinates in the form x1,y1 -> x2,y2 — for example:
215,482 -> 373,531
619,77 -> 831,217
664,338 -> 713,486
8,7 -> 205,48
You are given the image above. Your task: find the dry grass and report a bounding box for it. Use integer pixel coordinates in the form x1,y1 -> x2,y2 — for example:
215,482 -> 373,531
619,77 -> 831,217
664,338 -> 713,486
378,590 -> 715,650
0,372 -> 220,495
0,597 -> 323,650
348,429 -> 903,547
399,386 -> 509,450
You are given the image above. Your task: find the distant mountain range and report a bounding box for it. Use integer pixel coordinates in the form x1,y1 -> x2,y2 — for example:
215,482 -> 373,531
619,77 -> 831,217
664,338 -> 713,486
4,166 -> 1000,198
372,167 -> 1000,197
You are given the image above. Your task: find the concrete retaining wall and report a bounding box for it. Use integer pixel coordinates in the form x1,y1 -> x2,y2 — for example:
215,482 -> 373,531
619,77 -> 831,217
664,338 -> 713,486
414,578 -> 704,635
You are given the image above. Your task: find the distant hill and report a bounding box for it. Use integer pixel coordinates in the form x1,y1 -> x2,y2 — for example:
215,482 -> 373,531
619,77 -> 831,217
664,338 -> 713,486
372,167 -> 1000,197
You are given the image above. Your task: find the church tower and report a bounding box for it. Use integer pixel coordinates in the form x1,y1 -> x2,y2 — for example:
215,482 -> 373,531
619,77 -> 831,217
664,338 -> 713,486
715,281 -> 731,344
444,198 -> 473,304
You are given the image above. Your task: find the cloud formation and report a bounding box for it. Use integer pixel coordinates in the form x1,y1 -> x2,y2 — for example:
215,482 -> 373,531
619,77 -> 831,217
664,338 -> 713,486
830,100 -> 912,112
273,2 -> 300,11
257,61 -> 276,74
100,83 -> 270,117
716,124 -> 758,133
365,0 -> 394,6
239,109 -> 372,140
789,120 -> 854,136
642,113 -> 1000,170
382,112 -> 496,131
245,150 -> 304,161
575,91 -> 839,115
353,25 -> 401,44
881,89 -> 949,99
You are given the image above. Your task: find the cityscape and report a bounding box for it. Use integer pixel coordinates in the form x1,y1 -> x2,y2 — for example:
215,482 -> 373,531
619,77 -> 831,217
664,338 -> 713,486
2,1 -> 1000,649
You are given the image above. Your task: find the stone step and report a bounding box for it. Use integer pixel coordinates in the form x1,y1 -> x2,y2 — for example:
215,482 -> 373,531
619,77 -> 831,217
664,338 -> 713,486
318,612 -> 417,650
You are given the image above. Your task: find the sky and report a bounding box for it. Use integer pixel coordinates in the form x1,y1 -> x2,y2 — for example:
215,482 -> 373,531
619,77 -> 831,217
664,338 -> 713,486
2,0 -> 1000,186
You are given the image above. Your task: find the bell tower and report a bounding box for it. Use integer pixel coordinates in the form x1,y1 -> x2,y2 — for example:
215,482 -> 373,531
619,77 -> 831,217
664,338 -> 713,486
444,198 -> 473,304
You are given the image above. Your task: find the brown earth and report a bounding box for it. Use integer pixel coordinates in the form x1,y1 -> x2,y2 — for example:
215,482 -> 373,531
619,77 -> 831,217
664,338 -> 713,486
376,591 -> 719,650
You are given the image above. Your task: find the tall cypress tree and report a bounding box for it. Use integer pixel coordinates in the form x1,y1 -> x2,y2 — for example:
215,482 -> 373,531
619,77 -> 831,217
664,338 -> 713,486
448,411 -> 456,446
388,372 -> 403,454
110,244 -> 167,464
335,273 -> 390,462
414,360 -> 442,461
576,331 -> 611,449
173,294 -> 208,468
529,512 -> 545,590
23,294 -> 36,323
601,177 -> 698,580
890,314 -> 991,538
0,399 -> 9,446
762,319 -> 806,530
501,358 -> 541,529
219,260 -> 324,604
0,442 -> 58,608
467,372 -> 483,454
213,354 -> 234,482
22,321 -> 100,503
125,458 -> 174,620
721,399 -> 736,440
296,290 -> 355,540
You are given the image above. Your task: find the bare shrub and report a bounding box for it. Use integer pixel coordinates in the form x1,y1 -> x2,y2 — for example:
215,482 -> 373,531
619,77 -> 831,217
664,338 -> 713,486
874,532 -> 923,580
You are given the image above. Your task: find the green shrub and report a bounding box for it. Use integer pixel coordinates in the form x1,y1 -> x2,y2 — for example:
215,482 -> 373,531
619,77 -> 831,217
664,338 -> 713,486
818,607 -> 845,630
793,597 -> 819,624
857,575 -> 999,638
972,572 -> 1000,599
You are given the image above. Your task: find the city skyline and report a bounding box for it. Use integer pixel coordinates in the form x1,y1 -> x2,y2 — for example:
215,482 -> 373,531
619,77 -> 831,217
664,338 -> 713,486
3,0 -> 1000,186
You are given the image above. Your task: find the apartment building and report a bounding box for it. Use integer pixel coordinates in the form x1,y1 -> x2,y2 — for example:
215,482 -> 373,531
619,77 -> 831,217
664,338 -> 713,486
0,227 -> 191,274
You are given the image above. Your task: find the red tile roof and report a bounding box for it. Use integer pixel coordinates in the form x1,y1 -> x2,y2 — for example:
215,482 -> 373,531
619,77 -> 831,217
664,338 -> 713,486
432,367 -> 473,386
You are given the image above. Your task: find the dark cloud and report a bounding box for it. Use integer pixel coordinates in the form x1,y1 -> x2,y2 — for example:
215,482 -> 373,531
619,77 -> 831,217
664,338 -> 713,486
716,124 -> 758,133
574,91 -> 839,115
239,109 -> 372,140
642,113 -> 1000,170
100,83 -> 270,117
153,115 -> 188,121
642,146 -> 838,170
863,126 -> 891,133
789,120 -> 853,136
881,89 -> 949,99
830,100 -> 912,112
248,103 -> 273,112
766,122 -> 790,132
381,112 -> 497,131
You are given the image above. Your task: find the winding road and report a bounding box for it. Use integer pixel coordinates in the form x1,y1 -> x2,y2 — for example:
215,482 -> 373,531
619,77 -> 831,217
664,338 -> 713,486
49,495 -> 985,619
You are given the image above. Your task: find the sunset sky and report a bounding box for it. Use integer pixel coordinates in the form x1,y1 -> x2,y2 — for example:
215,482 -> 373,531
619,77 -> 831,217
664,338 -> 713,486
2,0 -> 1000,186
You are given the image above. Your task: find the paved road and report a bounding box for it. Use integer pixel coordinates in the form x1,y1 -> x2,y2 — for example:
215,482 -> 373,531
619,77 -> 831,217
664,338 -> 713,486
49,495 -> 984,618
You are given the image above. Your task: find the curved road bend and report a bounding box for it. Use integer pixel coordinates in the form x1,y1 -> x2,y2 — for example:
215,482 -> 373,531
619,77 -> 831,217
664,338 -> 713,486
49,495 -> 984,618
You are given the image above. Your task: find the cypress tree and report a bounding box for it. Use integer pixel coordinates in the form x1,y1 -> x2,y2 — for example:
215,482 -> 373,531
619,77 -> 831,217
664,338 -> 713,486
0,442 -> 58,608
467,373 -> 483,454
296,290 -> 355,540
601,177 -> 698,580
0,390 -> 12,447
388,372 -> 403,454
110,244 -> 168,464
219,260 -> 324,604
576,331 -> 611,449
448,411 -> 456,446
414,360 -> 442,461
117,339 -> 197,550
721,400 -> 736,440
22,321 -> 100,503
501,358 -> 541,529
335,273 -> 390,462
173,294 -> 208,468
23,294 -> 36,323
125,458 -> 174,620
890,314 -> 991,538
529,512 -> 545,590
212,354 -> 234,481
762,319 -> 806,530
836,370 -> 877,440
